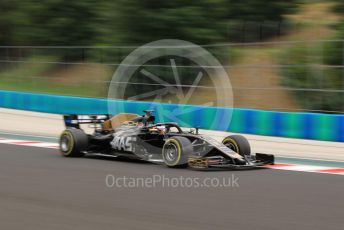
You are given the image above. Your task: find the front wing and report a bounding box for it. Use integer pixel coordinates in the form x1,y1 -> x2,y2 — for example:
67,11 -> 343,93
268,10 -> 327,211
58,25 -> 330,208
188,153 -> 274,169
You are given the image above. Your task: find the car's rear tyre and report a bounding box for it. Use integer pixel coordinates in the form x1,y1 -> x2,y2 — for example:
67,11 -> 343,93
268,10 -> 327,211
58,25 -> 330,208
59,128 -> 88,157
162,136 -> 192,168
222,135 -> 251,157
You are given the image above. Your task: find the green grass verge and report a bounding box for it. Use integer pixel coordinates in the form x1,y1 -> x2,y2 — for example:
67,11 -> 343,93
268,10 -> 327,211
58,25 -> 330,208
0,56 -> 108,98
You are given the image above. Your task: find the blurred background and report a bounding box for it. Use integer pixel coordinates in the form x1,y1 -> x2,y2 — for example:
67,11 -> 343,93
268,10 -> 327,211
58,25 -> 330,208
1,0 -> 344,113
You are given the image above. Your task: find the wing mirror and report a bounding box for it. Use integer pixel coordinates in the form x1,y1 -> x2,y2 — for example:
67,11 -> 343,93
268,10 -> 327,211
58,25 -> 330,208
189,128 -> 199,134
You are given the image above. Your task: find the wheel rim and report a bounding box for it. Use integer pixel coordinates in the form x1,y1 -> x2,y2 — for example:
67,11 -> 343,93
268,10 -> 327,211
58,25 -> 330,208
164,143 -> 178,162
224,142 -> 237,152
60,135 -> 71,152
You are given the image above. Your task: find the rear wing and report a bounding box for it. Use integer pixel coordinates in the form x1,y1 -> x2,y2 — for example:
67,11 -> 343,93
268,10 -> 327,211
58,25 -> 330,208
63,115 -> 110,128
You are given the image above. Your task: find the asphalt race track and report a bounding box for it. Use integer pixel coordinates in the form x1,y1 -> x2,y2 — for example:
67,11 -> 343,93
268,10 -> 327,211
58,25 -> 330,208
0,143 -> 343,230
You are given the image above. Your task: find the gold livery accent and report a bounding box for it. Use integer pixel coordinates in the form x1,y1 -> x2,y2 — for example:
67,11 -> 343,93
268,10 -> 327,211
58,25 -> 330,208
188,157 -> 209,168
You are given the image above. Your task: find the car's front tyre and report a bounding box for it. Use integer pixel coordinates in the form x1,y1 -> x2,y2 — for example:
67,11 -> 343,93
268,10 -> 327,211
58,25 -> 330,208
162,136 -> 192,168
222,135 -> 251,157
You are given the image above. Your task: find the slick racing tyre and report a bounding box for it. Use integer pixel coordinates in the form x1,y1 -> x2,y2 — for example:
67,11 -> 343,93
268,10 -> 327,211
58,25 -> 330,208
162,136 -> 192,168
222,135 -> 251,157
59,128 -> 88,157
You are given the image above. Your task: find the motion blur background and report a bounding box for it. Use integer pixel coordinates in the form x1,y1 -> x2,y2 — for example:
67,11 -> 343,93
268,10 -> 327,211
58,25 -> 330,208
1,0 -> 344,113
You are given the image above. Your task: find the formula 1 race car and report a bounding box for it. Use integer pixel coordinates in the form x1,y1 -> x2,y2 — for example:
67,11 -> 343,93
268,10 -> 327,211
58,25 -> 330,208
59,110 -> 274,169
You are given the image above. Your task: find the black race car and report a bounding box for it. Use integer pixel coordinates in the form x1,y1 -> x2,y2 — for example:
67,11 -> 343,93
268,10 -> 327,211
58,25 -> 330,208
59,110 -> 274,169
